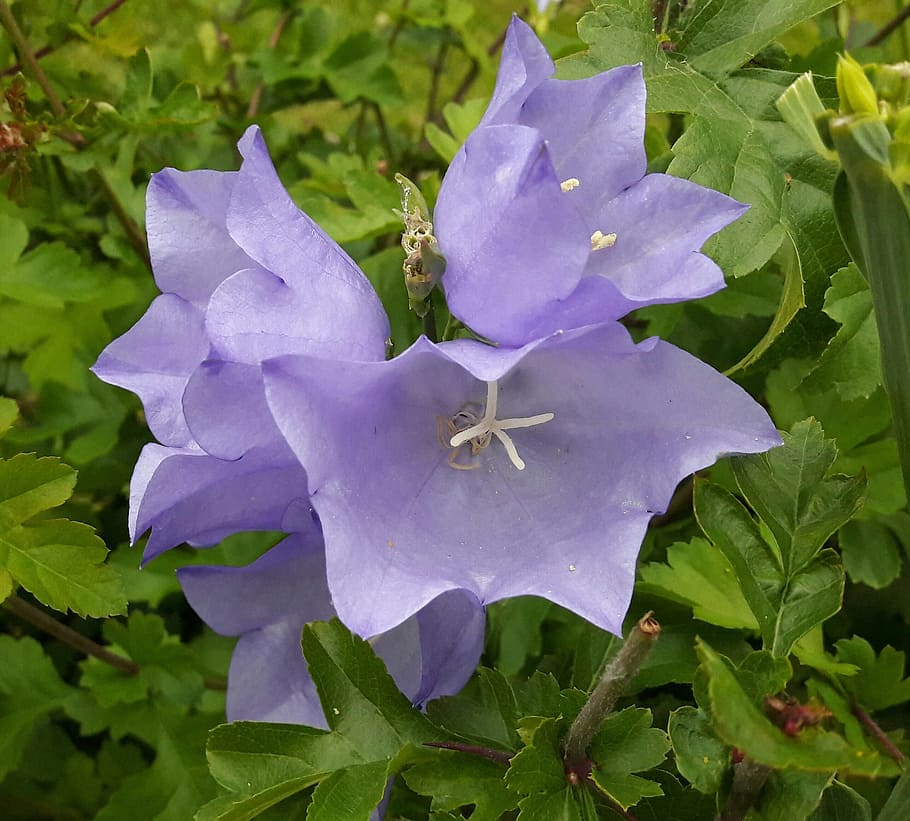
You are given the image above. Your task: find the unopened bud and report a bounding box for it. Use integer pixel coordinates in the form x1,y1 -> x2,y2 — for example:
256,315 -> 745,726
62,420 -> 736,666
837,54 -> 880,117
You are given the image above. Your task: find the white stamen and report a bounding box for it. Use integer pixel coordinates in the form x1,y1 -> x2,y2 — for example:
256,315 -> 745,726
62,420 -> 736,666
590,230 -> 617,251
449,381 -> 554,471
560,177 -> 581,192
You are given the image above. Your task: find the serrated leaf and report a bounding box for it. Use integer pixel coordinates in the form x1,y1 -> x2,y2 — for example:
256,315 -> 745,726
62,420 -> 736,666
516,788 -> 587,821
668,707 -> 729,794
427,667 -> 519,752
757,769 -> 832,821
307,760 -> 389,821
0,454 -> 76,530
696,639 -> 898,777
838,519 -> 903,589
505,717 -> 564,796
0,635 -> 75,780
803,265 -> 882,400
588,708 -> 668,809
639,537 -> 759,630
732,419 -> 867,576
833,637 -> 910,711
2,519 -> 126,617
403,749 -> 516,821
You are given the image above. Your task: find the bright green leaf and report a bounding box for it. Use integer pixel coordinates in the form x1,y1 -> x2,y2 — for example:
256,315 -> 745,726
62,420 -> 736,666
668,707 -> 729,794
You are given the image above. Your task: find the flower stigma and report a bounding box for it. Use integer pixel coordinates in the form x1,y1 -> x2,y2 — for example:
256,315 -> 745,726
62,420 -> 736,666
442,381 -> 555,471
590,230 -> 617,251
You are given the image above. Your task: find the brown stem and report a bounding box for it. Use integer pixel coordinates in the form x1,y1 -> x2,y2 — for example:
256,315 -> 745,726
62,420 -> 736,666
3,595 -> 228,691
0,0 -> 66,116
451,16 -> 515,105
387,0 -> 410,51
563,613 -> 661,768
865,4 -> 910,47
246,9 -> 294,120
1,0 -> 128,78
716,757 -> 772,821
91,167 -> 151,270
852,702 -> 906,763
4,595 -> 140,675
372,102 -> 394,162
424,740 -> 512,766
425,40 -> 449,128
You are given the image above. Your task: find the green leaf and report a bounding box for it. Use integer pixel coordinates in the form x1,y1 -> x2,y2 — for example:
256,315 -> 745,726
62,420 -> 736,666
668,706 -> 729,794
505,718 -> 565,796
757,769 -> 832,821
0,635 -> 75,780
808,781 -> 871,821
301,618 -> 440,755
427,668 -> 519,752
589,708 -> 669,809
696,639 -> 898,777
403,749 -> 517,821
307,760 -> 390,821
488,597 -> 552,675
731,419 -> 867,576
516,788 -> 588,821
839,519 -> 903,589
0,453 -> 76,530
833,637 -> 910,711
0,397 -> 18,438
677,0 -> 840,78
878,767 -> 910,821
639,537 -> 759,630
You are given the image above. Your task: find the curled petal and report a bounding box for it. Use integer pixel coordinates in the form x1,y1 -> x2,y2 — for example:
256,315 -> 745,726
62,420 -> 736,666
146,168 -> 256,306
92,294 -> 207,447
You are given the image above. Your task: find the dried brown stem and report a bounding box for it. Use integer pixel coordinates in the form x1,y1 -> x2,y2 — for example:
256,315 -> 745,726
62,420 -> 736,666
865,4 -> 910,47
0,0 -> 65,116
246,9 -> 294,120
451,15 -> 515,106
852,702 -> 906,763
424,740 -> 512,766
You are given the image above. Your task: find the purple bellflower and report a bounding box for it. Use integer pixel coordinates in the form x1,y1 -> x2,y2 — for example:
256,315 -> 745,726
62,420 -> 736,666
256,19 -> 782,639
177,517 -> 485,725
92,126 -> 389,561
434,16 -> 747,347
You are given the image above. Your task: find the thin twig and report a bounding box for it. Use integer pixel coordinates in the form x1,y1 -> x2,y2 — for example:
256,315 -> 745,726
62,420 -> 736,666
852,702 -> 906,763
452,9 -> 518,105
0,0 -> 66,116
424,741 -> 512,766
865,4 -> 910,47
387,0 -> 410,51
4,595 -> 140,675
91,167 -> 151,270
372,101 -> 394,162
1,0 -> 129,78
716,757 -> 773,821
3,595 -> 228,690
425,40 -> 449,127
246,9 -> 294,120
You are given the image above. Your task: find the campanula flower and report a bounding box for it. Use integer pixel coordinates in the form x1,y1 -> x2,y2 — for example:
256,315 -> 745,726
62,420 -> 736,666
434,17 -> 747,346
178,520 -> 485,725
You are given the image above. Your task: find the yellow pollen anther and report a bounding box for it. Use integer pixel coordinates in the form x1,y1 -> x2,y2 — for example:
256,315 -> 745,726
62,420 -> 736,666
590,230 -> 617,251
446,381 -> 555,471
560,177 -> 581,192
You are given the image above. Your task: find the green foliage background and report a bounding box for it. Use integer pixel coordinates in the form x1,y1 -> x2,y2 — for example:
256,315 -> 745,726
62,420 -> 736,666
2,1 -> 910,819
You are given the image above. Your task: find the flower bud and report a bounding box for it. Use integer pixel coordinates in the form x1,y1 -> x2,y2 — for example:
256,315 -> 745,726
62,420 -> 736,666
837,54 -> 880,117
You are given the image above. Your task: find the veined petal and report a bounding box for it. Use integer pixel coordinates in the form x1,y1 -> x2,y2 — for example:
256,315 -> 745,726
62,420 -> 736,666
182,359 -> 278,460
263,324 -> 780,637
435,124 -> 589,346
146,168 -> 256,306
480,15 -> 554,126
178,534 -> 330,637
130,441 -> 308,561
226,126 -> 389,361
583,172 -> 748,307
92,294 -> 208,447
518,66 -> 647,209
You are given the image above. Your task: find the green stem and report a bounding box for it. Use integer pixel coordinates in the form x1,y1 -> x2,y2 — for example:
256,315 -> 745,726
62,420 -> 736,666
563,612 -> 660,766
0,0 -> 66,117
422,298 -> 438,342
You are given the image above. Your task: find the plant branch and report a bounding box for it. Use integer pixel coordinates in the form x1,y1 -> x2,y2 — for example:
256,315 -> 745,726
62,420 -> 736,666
3,595 -> 227,690
715,757 -> 772,821
0,0 -> 65,116
246,9 -> 294,120
3,595 -> 139,675
451,16 -> 515,105
865,4 -> 910,47
852,702 -> 906,763
1,0 -> 128,78
563,612 -> 661,767
91,167 -> 151,269
424,740 -> 512,766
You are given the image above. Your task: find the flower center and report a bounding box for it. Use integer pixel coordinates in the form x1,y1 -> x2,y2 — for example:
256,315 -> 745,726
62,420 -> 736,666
442,381 -> 555,471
